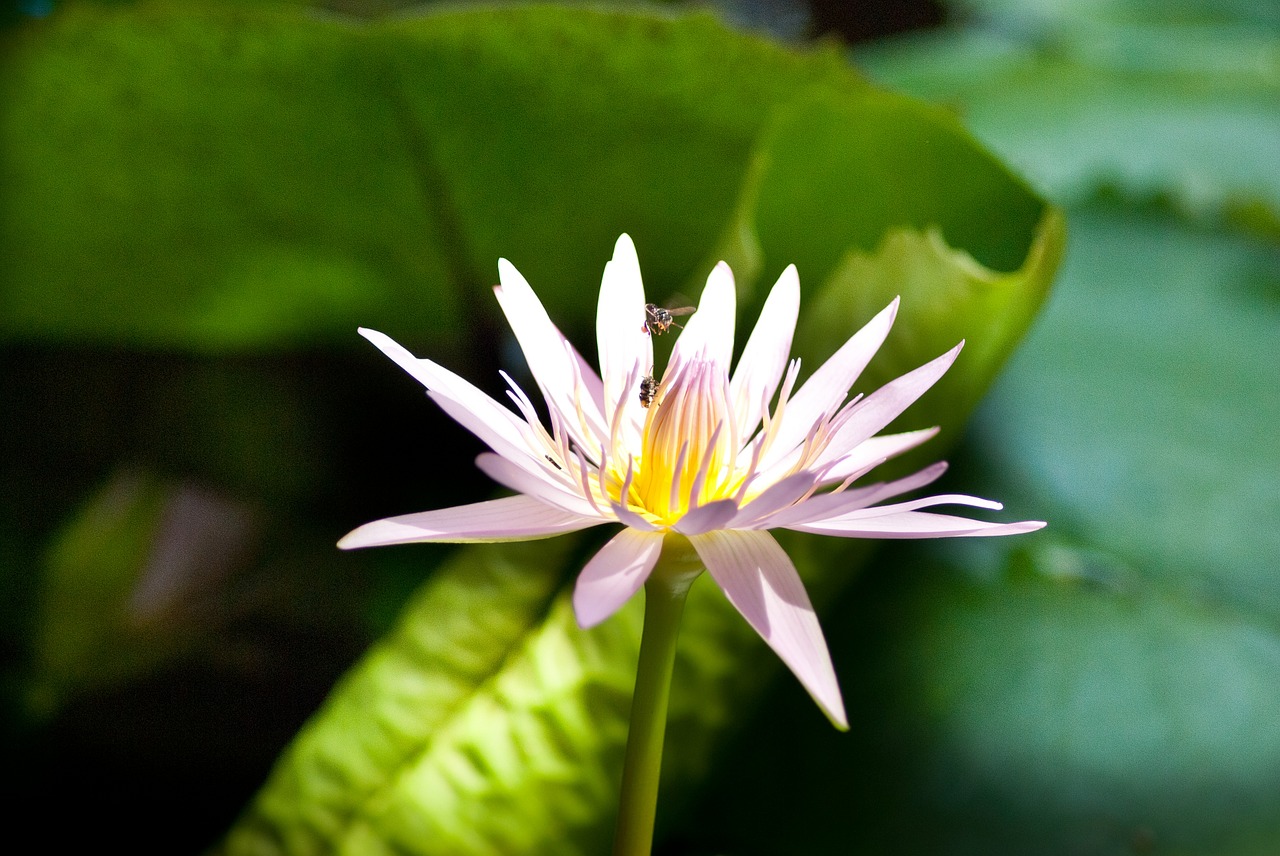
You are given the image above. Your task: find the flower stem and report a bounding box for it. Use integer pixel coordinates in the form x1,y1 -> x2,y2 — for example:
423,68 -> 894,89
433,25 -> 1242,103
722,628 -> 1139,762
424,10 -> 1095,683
611,550 -> 700,856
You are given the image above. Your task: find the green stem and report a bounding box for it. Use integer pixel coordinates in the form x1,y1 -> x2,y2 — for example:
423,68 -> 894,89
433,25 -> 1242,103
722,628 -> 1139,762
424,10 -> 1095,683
611,547 -> 701,856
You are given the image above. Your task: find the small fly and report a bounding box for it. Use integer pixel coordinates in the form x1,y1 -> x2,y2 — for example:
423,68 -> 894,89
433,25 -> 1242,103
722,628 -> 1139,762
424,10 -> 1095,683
638,374 -> 659,409
544,455 -> 562,470
642,303 -> 695,336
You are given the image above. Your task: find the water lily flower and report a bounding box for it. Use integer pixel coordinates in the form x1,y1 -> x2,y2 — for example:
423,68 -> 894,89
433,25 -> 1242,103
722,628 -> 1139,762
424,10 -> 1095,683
340,234 -> 1044,730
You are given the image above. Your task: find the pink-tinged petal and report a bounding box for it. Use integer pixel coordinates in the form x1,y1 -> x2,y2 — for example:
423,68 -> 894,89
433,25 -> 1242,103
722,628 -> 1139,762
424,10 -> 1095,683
728,471 -> 820,528
612,501 -> 661,531
761,298 -> 899,469
573,529 -> 665,628
818,427 -> 941,485
690,529 -> 847,730
359,328 -> 538,464
474,453 -> 606,519
849,493 -> 1004,516
596,234 -> 653,420
494,260 -> 609,447
788,512 -> 1046,539
338,495 -> 603,549
729,265 -> 800,437
568,339 -> 606,414
669,261 -> 736,373
426,392 -> 556,489
764,462 -> 950,528
673,499 -> 740,535
815,344 -> 962,467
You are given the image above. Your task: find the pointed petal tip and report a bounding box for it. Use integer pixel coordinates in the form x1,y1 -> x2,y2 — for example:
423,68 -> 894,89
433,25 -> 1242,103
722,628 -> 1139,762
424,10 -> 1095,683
774,264 -> 800,297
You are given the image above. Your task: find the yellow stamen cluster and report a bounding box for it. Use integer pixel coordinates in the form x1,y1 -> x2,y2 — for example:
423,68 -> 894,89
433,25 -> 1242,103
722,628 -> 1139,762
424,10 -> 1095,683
630,359 -> 743,524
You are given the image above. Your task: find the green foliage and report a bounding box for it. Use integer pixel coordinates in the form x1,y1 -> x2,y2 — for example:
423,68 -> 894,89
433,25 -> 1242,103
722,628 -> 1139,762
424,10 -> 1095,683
859,5 -> 1280,234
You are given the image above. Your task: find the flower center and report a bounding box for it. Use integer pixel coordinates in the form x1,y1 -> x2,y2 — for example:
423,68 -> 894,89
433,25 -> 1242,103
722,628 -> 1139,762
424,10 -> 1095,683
631,358 -> 741,524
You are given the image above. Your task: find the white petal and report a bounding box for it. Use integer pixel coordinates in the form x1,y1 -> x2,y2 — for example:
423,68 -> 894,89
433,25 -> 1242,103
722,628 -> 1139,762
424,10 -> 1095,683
612,501 -> 661,531
596,234 -> 653,423
815,344 -> 962,468
573,528 -> 664,628
729,265 -> 800,438
728,472 -> 820,529
359,328 -> 539,464
474,453 -> 607,519
338,496 -> 602,549
569,339 -> 607,414
669,261 -> 736,374
761,299 -> 898,470
673,499 -> 740,535
789,511 -> 1046,539
494,261 -> 609,449
689,529 -> 847,730
817,427 -> 941,485
764,462 -> 950,528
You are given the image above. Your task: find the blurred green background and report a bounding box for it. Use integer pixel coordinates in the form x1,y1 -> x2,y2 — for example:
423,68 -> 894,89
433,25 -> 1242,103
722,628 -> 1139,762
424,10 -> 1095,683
1,0 -> 1276,854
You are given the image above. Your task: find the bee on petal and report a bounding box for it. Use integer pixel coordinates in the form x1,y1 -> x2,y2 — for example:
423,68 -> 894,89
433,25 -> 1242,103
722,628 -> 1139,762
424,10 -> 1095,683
638,373 -> 659,409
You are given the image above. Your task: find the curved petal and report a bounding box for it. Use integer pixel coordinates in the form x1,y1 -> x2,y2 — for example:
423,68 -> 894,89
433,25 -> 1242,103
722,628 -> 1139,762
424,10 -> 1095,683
338,495 -> 603,549
669,261 -> 736,374
359,328 -> 540,465
761,298 -> 898,469
815,344 -> 962,468
689,529 -> 847,730
673,499 -> 740,535
728,471 -> 820,529
817,427 -> 941,486
474,453 -> 607,519
788,511 -> 1046,539
573,528 -> 664,628
494,260 -> 609,448
729,265 -> 800,438
596,234 -> 653,422
764,462 -> 950,528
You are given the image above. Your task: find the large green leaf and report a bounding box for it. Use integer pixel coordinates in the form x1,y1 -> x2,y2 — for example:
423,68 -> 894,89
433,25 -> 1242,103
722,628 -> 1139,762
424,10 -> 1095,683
0,2 -> 863,352
687,203 -> 1280,854
705,92 -> 1063,458
971,205 -> 1280,618
856,17 -> 1280,234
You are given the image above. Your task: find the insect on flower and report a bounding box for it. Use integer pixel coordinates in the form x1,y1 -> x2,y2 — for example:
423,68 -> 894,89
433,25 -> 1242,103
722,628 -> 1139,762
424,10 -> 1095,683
638,373 -> 659,408
642,303 -> 695,336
